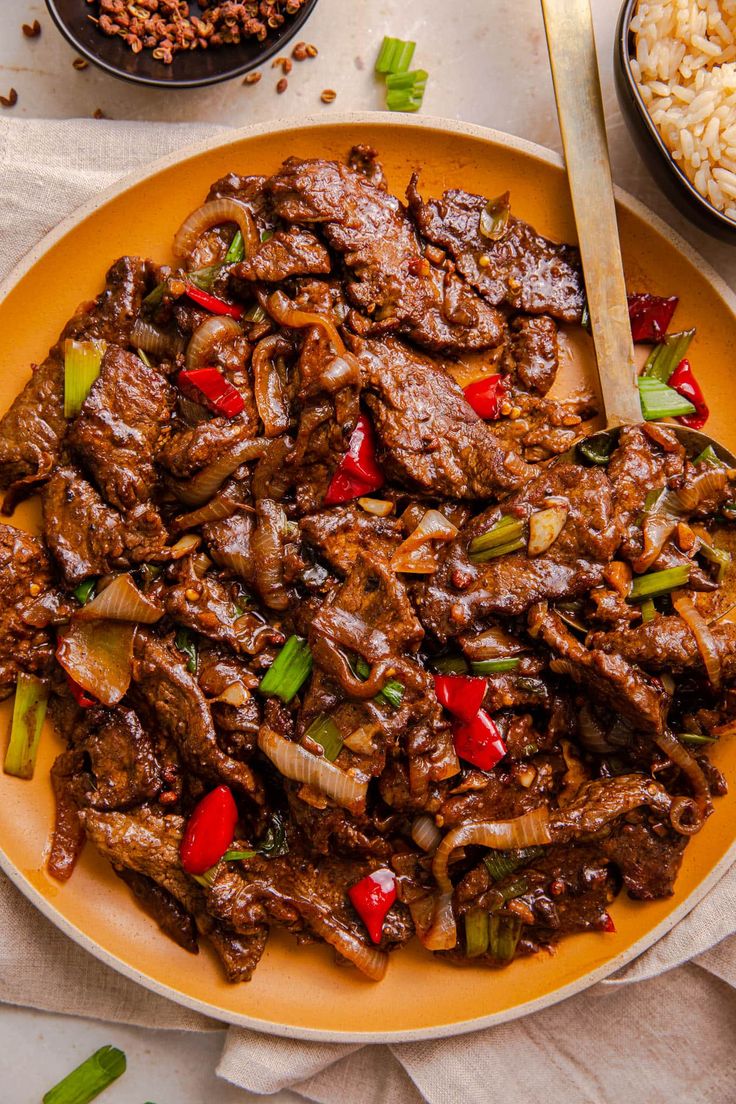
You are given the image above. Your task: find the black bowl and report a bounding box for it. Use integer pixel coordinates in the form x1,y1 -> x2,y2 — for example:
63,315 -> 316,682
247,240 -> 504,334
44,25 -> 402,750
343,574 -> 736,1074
615,0 -> 736,242
46,0 -> 319,90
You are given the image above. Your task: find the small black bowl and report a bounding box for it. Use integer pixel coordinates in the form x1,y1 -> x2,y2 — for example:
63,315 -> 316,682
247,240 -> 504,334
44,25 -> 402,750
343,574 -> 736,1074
615,0 -> 736,242
46,0 -> 319,90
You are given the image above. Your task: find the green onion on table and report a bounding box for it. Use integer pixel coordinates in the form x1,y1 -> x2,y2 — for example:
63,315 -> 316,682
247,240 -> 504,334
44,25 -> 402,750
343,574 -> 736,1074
43,1045 -> 126,1104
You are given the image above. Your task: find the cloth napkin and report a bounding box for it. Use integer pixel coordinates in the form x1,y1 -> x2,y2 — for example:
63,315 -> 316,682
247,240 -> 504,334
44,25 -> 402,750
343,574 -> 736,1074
2,116 -> 736,1104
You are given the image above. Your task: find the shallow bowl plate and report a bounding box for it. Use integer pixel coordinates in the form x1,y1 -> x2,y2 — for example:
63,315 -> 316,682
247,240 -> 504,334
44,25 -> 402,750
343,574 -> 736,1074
1,114 -> 735,1042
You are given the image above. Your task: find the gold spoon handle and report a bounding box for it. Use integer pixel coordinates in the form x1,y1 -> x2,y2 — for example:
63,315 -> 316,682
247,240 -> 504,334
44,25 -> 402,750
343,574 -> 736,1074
541,0 -> 641,426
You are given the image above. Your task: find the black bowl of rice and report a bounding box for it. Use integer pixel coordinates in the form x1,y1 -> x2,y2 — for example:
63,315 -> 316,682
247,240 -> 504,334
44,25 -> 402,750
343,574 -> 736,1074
615,0 -> 736,241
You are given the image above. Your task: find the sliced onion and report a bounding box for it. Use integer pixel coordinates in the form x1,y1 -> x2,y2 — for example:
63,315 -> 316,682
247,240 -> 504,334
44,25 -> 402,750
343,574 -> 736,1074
191,552 -> 213,577
185,316 -> 241,371
131,319 -> 185,357
252,499 -> 288,610
432,807 -> 552,897
358,497 -> 394,518
172,493 -> 241,533
252,334 -> 290,438
319,354 -> 361,393
654,728 -> 711,821
76,573 -> 163,624
673,591 -> 722,687
460,626 -> 528,661
266,290 -> 345,355
577,703 -> 616,754
213,681 -> 250,707
167,533 -> 202,559
634,512 -> 678,574
422,891 -> 457,951
411,814 -> 442,853
670,469 -> 729,513
390,509 -> 458,575
307,908 -> 388,980
171,438 -> 269,506
56,621 -> 135,706
173,198 -> 259,261
343,724 -> 378,755
527,505 -> 568,557
258,726 -> 368,811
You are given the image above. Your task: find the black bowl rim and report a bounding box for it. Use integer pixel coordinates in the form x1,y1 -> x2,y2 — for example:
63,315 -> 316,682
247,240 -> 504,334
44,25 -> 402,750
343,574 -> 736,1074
616,0 -> 736,233
44,0 -> 319,89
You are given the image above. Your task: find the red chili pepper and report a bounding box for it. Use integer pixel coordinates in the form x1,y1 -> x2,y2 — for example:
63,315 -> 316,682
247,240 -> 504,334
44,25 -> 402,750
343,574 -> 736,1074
178,367 -> 245,419
600,912 -> 616,933
452,709 -> 507,772
627,293 -> 678,343
348,868 -> 397,944
434,674 -> 487,724
668,358 -> 709,430
184,284 -> 244,320
180,785 -> 238,876
324,414 -> 384,505
65,673 -> 97,709
463,374 -> 507,420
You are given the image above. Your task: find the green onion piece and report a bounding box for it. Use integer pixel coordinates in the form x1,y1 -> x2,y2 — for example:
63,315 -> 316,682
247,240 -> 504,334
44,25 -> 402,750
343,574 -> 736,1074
64,339 -> 105,418
484,846 -> 544,882
260,229 -> 275,243
73,578 -> 97,605
468,516 -> 525,560
488,913 -> 523,964
643,487 -> 665,513
489,877 -> 530,911
577,431 -> 617,466
222,848 -> 257,860
256,810 -> 289,857
470,657 -> 521,674
354,657 -> 405,708
678,731 -> 717,746
143,282 -> 166,308
385,68 -> 428,91
375,35 -> 416,75
695,444 -> 724,467
191,868 -> 217,888
225,229 -> 245,264
243,303 -> 267,323
386,89 -> 425,112
259,635 -> 313,703
137,348 -> 153,368
642,329 -> 695,383
43,1045 -> 126,1104
304,713 -> 343,761
471,536 -> 526,562
640,598 -> 656,623
4,673 -> 48,780
698,539 -> 731,582
629,565 -> 690,601
479,193 -> 511,242
139,563 -> 162,589
638,376 -> 696,421
432,654 -> 469,674
188,264 -> 222,292
175,629 -> 198,674
464,909 -> 489,957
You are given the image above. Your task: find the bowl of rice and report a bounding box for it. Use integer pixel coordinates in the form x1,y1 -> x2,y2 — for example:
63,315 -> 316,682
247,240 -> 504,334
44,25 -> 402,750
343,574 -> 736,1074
615,0 -> 736,240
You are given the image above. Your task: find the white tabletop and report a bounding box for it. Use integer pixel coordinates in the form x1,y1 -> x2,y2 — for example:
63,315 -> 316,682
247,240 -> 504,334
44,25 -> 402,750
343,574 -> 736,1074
1,0 -> 735,1100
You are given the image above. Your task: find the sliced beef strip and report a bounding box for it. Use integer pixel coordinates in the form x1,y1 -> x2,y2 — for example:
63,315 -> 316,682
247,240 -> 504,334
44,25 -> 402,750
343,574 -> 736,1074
0,524 -> 56,697
48,750 -> 87,882
487,389 -> 597,462
406,176 -> 585,323
607,425 -> 679,559
601,822 -> 687,899
414,463 -> 620,641
233,227 -> 331,282
69,706 -> 162,810
267,157 -> 505,355
132,631 -> 262,796
503,314 -> 559,395
529,605 -> 668,735
299,505 -> 402,574
164,564 -> 283,657
356,336 -> 533,499
588,616 -> 736,681
286,790 -> 394,859
203,512 -> 256,587
68,346 -> 175,512
346,145 -> 388,190
115,868 -> 199,954
158,419 -> 255,479
0,255 -> 156,510
196,644 -> 262,762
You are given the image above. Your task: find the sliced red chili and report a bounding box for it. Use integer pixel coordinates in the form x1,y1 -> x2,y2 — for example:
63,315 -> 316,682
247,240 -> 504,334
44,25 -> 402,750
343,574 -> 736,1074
627,293 -> 678,343
668,358 -> 709,430
180,784 -> 238,876
184,284 -> 244,320
434,674 -> 487,723
65,673 -> 97,709
600,912 -> 616,933
178,367 -> 245,419
348,868 -> 397,944
324,414 -> 384,505
463,374 -> 507,420
452,709 -> 507,772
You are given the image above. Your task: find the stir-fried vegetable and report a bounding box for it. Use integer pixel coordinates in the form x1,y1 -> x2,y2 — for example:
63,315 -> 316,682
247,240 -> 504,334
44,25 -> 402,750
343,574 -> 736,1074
66,674 -> 97,709
185,284 -> 244,319
56,621 -> 134,707
638,376 -> 696,421
178,367 -> 245,419
76,573 -> 163,624
180,785 -> 238,876
479,193 -> 511,241
668,359 -> 709,429
348,869 -> 397,943
434,673 -> 487,723
4,673 -> 48,779
73,578 -> 96,605
304,713 -> 343,761
175,629 -> 198,674
464,909 -> 489,957
488,913 -> 523,963
354,656 -> 405,708
452,709 -> 507,771
470,658 -> 521,674
259,635 -> 313,703
463,373 -> 507,419
385,69 -> 428,112
642,329 -> 695,382
640,598 -> 657,623
225,228 -> 245,263
468,516 -> 526,561
324,414 -> 384,505
484,846 -> 544,882
42,1045 -> 126,1104
63,339 -> 105,418
627,292 -> 678,343
528,505 -> 568,556
629,565 -> 690,601
577,431 -> 617,466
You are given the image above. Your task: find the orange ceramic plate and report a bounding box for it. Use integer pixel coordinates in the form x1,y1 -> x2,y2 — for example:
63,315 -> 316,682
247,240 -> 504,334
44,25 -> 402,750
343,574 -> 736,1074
0,115 -> 734,1042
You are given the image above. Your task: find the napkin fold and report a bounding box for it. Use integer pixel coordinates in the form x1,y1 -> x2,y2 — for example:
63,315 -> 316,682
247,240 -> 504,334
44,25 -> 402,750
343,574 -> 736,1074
2,116 -> 736,1104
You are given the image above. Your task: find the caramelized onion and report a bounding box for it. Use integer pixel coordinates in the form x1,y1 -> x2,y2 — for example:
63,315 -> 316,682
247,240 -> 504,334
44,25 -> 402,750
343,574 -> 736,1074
307,909 -> 388,980
577,703 -> 616,754
171,492 -> 241,533
185,316 -> 242,371
171,438 -> 269,506
167,533 -> 202,559
266,290 -> 345,354
671,469 -> 729,513
172,198 -> 259,262
319,354 -> 361,392
76,573 -> 163,624
411,815 -> 442,853
634,512 -> 678,573
673,592 -> 722,687
655,729 -> 712,821
258,726 -> 368,811
56,621 -> 135,706
131,319 -> 185,358
252,499 -> 288,610
527,505 -> 568,556
422,891 -> 457,951
252,334 -> 290,437
390,509 -> 458,575
432,808 -> 553,897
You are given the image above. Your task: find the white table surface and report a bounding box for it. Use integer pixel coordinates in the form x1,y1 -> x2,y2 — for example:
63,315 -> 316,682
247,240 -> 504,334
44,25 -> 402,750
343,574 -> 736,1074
1,1 -> 735,1100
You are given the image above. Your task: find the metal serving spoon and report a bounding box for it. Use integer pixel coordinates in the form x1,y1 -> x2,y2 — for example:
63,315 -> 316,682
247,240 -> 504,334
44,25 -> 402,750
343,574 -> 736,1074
540,0 -> 736,466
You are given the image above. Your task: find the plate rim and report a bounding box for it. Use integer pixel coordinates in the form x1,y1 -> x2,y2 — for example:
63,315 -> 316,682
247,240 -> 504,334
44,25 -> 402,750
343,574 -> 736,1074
1,111 -> 735,1043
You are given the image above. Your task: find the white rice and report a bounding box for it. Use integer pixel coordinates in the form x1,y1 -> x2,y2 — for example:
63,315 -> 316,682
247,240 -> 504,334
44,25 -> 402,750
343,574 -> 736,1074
631,0 -> 736,220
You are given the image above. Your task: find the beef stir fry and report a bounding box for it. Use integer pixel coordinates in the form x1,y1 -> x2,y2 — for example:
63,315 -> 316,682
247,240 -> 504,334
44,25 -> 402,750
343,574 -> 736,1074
1,147 -> 735,983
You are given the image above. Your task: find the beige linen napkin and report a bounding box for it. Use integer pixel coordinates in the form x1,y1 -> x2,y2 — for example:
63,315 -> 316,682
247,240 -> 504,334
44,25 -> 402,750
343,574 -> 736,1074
2,116 -> 736,1103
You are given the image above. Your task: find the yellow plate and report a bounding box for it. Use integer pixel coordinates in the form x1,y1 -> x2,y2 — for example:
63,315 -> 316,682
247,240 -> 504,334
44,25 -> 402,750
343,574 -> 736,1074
0,114 -> 734,1042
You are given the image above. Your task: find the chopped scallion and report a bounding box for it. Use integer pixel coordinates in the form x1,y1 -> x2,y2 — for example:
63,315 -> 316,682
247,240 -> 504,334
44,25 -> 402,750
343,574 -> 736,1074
175,629 -> 198,675
468,516 -> 525,561
698,539 -> 731,582
354,657 -> 405,708
489,877 -> 529,911
187,264 -> 222,292
638,376 -> 696,421
42,1045 -> 126,1104
63,339 -> 105,418
695,444 -> 724,467
137,348 -> 153,368
629,565 -> 690,601
432,654 -> 469,674
225,229 -> 244,264
259,635 -> 313,703
73,578 -> 97,605
375,36 -> 416,75
4,672 -> 48,780
304,713 -> 343,761
642,329 -> 695,383
464,909 -> 489,957
678,731 -> 717,746
143,282 -> 166,308
385,68 -> 428,92
256,810 -> 289,856
640,598 -> 656,623
260,229 -> 275,243
243,303 -> 267,324
488,913 -> 522,963
222,848 -> 257,861
470,657 -> 521,674
484,846 -> 544,882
